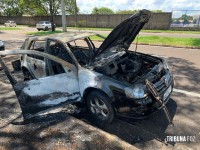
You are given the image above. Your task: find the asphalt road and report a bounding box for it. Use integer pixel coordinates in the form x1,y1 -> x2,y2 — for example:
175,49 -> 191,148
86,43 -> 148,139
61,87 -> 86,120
0,29 -> 200,149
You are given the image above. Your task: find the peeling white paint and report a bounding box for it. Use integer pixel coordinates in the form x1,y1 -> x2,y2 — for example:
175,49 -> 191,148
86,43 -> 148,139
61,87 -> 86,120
78,68 -> 101,96
23,73 -> 80,97
39,94 -> 81,106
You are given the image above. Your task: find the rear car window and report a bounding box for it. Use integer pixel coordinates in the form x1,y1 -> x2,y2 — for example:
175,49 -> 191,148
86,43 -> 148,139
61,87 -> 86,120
39,21 -> 45,24
68,39 -> 89,48
30,41 -> 45,51
28,40 -> 46,60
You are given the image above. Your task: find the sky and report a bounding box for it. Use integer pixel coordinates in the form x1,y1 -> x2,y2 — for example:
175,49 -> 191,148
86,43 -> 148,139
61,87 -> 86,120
77,0 -> 200,15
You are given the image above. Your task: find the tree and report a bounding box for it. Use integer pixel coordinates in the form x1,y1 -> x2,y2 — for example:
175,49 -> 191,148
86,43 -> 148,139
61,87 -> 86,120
116,10 -> 137,14
65,0 -> 79,15
20,0 -> 49,16
116,9 -> 162,14
179,14 -> 193,20
0,0 -> 80,30
178,14 -> 193,24
20,0 -> 79,31
92,7 -> 114,14
193,19 -> 197,24
151,10 -> 163,13
0,0 -> 24,16
20,0 -> 78,16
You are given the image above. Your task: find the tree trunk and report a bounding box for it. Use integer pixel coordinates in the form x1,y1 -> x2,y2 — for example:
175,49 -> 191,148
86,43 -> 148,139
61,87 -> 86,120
74,0 -> 77,27
49,0 -> 55,31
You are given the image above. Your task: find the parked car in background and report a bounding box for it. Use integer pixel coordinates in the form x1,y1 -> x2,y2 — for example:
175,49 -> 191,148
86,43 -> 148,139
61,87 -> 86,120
36,21 -> 56,31
4,20 -> 17,27
0,40 -> 5,51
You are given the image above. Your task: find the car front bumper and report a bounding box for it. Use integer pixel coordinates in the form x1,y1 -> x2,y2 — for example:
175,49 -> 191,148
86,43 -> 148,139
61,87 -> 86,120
115,72 -> 174,119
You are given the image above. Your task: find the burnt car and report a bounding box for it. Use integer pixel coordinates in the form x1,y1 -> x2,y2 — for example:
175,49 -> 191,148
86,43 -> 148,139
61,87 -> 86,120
0,10 -> 173,124
0,40 -> 5,51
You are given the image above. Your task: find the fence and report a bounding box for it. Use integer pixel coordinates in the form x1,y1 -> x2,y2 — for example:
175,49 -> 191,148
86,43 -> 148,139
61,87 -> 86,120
0,12 -> 172,30
171,10 -> 200,30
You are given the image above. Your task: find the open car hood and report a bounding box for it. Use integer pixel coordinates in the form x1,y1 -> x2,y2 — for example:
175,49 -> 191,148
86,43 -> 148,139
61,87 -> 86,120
96,10 -> 151,56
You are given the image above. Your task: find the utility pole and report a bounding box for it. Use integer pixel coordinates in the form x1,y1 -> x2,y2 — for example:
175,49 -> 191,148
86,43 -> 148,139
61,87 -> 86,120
61,0 -> 67,32
74,0 -> 77,27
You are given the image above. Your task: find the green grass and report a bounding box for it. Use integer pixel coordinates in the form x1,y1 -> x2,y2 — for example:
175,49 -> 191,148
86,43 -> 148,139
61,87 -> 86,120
141,30 -> 200,34
137,36 -> 200,48
0,27 -> 21,30
27,30 -> 63,36
68,27 -> 113,31
68,27 -> 200,34
90,35 -> 200,48
90,35 -> 108,40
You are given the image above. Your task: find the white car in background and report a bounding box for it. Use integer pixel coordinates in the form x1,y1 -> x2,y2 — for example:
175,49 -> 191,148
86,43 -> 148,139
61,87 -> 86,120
4,20 -> 17,27
36,21 -> 56,31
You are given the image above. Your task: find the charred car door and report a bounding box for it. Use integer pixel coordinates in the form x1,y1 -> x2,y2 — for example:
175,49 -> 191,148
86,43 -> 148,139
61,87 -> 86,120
0,50 -> 80,120
26,40 -> 47,78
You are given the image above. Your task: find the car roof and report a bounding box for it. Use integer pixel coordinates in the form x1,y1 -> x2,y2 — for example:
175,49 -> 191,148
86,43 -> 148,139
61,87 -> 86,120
27,32 -> 97,43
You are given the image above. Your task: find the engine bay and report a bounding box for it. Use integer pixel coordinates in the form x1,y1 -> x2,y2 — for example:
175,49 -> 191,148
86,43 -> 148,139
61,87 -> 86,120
93,51 -> 160,84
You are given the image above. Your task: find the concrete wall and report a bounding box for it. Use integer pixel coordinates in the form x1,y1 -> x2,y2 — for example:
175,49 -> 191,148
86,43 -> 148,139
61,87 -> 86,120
0,12 -> 172,30
171,27 -> 200,31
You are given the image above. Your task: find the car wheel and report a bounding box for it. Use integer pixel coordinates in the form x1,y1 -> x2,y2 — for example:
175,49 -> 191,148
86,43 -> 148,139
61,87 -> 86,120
37,28 -> 40,31
45,26 -> 48,31
86,90 -> 115,125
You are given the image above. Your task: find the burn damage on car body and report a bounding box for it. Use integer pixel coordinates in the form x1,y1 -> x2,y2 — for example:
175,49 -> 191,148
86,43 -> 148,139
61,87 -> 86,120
0,9 -> 174,124
0,50 -> 81,119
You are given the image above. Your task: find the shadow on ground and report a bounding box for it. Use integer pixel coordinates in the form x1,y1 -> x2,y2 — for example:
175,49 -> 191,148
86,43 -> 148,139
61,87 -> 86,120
0,107 -> 134,150
168,56 -> 200,92
77,98 -> 177,145
118,99 -> 177,141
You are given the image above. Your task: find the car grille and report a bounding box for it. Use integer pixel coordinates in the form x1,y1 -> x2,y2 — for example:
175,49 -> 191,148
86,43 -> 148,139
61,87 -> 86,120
153,71 -> 171,95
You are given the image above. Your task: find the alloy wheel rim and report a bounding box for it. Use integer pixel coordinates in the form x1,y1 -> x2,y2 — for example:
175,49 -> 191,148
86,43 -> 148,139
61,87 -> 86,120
90,98 -> 109,118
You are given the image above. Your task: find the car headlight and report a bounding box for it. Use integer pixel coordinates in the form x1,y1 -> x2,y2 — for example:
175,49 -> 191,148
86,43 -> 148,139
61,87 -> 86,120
0,41 -> 4,47
124,84 -> 146,99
